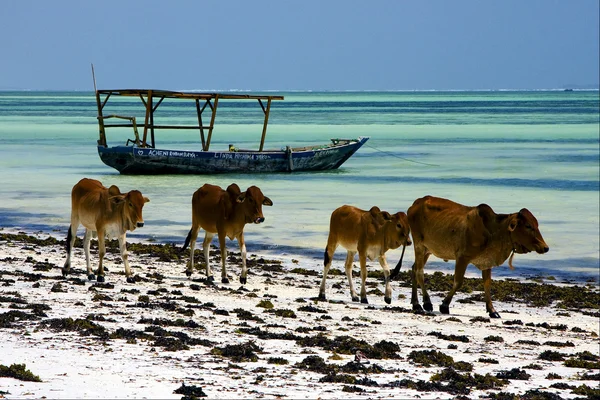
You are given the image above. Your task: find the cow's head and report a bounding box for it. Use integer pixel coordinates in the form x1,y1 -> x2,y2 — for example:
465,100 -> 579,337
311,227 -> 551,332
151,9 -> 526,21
382,211 -> 412,250
110,189 -> 150,231
508,208 -> 549,254
237,186 -> 272,224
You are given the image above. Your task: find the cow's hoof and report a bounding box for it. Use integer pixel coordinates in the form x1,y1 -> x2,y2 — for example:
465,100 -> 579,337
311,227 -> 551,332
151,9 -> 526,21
424,302 -> 433,312
412,304 -> 424,313
185,270 -> 192,278
361,298 -> 368,304
351,296 -> 359,302
87,273 -> 95,281
317,293 -> 326,301
221,277 -> 230,284
240,276 -> 247,285
61,269 -> 69,277
439,304 -> 450,314
96,275 -> 105,283
384,296 -> 391,305
489,311 -> 501,319
126,276 -> 135,284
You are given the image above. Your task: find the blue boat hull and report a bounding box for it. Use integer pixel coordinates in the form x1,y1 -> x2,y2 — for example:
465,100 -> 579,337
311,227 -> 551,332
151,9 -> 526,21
98,137 -> 369,174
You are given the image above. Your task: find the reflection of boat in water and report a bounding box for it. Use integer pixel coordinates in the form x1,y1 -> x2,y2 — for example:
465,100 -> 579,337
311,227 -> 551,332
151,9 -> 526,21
94,88 -> 368,174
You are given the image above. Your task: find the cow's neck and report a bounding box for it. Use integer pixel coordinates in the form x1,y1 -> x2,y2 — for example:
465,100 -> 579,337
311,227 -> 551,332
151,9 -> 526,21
484,213 -> 517,267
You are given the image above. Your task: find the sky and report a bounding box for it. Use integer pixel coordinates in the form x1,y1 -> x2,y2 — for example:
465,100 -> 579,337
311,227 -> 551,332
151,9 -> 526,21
1,0 -> 598,91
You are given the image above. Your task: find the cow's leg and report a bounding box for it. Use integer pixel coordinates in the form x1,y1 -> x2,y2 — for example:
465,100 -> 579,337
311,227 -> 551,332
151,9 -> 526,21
358,252 -> 368,304
237,232 -> 248,284
95,229 -> 106,283
344,251 -> 359,302
411,248 -> 432,312
202,232 -> 215,282
482,269 -> 500,318
83,229 -> 94,280
318,241 -> 338,301
62,222 -> 78,277
118,234 -> 134,283
378,255 -> 392,305
217,233 -> 229,284
440,258 -> 469,314
185,225 -> 200,277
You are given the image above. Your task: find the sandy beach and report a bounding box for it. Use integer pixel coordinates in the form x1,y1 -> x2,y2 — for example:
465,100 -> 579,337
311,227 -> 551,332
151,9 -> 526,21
0,231 -> 598,399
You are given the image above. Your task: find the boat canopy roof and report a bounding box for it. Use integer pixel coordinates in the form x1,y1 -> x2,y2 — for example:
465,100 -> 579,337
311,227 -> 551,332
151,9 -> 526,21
95,88 -> 284,151
96,89 -> 284,101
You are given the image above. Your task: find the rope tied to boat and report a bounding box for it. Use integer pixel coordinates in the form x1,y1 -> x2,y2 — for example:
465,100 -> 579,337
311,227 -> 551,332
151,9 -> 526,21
364,143 -> 440,167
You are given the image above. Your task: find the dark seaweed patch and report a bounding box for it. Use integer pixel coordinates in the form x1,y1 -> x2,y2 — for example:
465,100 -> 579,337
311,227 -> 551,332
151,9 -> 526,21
539,350 -> 566,361
40,317 -> 108,338
0,310 -> 41,328
173,382 -> 207,399
496,368 -> 531,380
267,308 -> 296,318
484,335 -> 504,343
515,339 -> 541,346
138,317 -> 201,329
0,363 -> 42,382
267,357 -> 289,365
233,308 -> 265,323
478,357 -> 499,364
211,341 -> 262,362
431,367 -> 509,394
297,305 -> 328,314
543,340 -> 575,348
256,300 -> 273,309
408,350 -> 454,367
428,331 -> 470,343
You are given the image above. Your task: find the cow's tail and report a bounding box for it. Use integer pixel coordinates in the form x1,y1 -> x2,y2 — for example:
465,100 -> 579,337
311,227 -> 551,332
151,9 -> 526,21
65,225 -> 73,253
182,228 -> 193,252
323,247 -> 330,266
389,244 -> 406,280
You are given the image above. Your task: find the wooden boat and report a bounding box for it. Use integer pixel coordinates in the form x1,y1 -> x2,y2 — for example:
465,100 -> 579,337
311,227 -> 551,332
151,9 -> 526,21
93,88 -> 369,174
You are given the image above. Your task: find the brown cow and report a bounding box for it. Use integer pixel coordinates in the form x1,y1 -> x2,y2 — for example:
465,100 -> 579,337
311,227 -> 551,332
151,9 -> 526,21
318,205 -> 412,304
182,183 -> 272,284
62,178 -> 150,283
390,195 -> 549,318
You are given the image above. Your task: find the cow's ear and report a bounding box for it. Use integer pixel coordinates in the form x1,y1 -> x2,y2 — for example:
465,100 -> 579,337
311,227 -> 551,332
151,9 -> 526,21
237,193 -> 246,203
108,185 -> 121,196
263,196 -> 273,206
381,211 -> 392,221
110,194 -> 126,205
508,214 -> 518,232
143,197 -> 150,203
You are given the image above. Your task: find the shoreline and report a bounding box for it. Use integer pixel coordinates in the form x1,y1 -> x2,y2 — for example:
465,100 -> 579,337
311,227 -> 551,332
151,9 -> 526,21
1,231 -> 599,399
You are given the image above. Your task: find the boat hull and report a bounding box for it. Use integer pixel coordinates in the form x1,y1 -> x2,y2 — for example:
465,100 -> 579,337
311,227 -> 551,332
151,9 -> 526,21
97,137 -> 369,174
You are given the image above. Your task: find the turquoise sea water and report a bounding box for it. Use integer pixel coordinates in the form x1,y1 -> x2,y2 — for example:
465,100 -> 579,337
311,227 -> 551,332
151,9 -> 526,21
0,90 -> 598,283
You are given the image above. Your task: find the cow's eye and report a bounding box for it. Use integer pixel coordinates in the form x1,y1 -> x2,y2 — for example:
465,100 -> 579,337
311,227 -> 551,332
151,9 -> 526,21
128,202 -> 133,207
526,224 -> 532,230
397,224 -> 402,229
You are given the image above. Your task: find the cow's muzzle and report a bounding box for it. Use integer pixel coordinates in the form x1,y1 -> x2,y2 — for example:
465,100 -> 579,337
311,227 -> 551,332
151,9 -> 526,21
137,222 -> 145,228
537,245 -> 549,254
254,217 -> 265,224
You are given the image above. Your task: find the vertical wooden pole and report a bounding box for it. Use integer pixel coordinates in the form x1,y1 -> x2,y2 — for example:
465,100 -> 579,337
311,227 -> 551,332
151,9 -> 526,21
196,99 -> 206,150
142,90 -> 153,147
204,95 -> 219,151
91,64 -> 106,147
259,98 -> 272,151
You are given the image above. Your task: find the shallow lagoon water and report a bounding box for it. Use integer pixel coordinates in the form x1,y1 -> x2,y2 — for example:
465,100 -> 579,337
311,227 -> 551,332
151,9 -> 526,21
0,90 -> 598,282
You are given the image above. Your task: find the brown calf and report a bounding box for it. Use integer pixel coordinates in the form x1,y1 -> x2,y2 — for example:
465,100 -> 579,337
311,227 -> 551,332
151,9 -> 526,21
62,178 -> 150,283
319,205 -> 412,304
182,183 -> 272,284
391,195 -> 549,318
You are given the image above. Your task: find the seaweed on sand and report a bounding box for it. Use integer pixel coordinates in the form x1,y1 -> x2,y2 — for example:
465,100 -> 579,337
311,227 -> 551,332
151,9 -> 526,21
0,363 -> 42,382
210,341 -> 262,362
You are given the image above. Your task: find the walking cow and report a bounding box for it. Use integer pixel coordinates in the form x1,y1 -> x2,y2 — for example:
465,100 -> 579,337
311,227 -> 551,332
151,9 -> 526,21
390,195 -> 549,318
62,178 -> 150,283
182,183 -> 272,284
319,205 -> 412,304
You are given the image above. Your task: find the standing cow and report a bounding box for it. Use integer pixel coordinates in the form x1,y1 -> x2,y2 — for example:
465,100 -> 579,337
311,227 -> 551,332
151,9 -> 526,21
391,195 -> 549,318
182,183 -> 272,284
318,205 -> 412,304
62,178 -> 150,283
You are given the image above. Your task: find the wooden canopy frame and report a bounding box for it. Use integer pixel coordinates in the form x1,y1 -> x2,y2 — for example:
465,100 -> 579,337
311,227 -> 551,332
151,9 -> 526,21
94,88 -> 284,151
